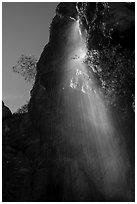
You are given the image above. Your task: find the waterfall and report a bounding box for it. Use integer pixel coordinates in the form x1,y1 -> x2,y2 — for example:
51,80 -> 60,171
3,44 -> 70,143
29,15 -> 133,201
54,20 -> 131,201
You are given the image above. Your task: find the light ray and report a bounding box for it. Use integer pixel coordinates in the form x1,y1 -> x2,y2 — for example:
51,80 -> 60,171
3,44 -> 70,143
58,21 -> 131,200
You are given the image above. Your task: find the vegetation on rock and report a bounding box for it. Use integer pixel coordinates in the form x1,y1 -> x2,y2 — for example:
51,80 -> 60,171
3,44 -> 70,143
79,2 -> 135,114
85,45 -> 135,112
3,3 -> 135,202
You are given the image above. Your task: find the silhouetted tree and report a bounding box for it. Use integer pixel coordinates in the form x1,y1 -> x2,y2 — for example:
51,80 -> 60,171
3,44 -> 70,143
13,54 -> 38,83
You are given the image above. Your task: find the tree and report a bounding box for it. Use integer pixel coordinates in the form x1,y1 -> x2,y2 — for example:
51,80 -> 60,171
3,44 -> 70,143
13,54 -> 38,83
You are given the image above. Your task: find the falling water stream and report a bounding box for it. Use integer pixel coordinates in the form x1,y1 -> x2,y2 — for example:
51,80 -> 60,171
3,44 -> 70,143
2,12 -> 133,202
50,19 -> 132,201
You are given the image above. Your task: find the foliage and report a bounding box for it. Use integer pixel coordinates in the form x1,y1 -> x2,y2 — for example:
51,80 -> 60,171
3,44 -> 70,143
79,2 -> 135,113
13,55 -> 37,83
85,45 -> 135,111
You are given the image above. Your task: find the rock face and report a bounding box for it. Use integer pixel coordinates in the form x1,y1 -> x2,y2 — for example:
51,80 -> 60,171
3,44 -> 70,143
3,2 -> 135,202
2,101 -> 12,120
79,2 -> 135,51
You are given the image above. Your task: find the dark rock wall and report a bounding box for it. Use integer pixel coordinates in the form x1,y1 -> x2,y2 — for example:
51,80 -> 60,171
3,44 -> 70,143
3,2 -> 135,202
2,101 -> 12,120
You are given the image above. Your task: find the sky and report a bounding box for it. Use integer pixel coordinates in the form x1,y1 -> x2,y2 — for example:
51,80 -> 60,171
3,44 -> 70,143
2,2 -> 58,113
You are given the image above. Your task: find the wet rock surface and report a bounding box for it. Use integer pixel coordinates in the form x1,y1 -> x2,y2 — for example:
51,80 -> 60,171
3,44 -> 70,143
3,2 -> 134,202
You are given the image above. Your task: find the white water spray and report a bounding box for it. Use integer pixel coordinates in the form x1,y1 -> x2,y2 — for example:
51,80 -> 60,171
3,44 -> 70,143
58,20 -> 131,201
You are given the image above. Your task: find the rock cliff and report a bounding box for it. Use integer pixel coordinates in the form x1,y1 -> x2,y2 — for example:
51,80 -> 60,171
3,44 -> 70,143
3,2 -> 134,202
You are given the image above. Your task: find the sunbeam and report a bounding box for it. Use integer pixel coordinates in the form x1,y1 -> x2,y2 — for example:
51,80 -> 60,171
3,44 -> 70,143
57,20 -> 131,201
